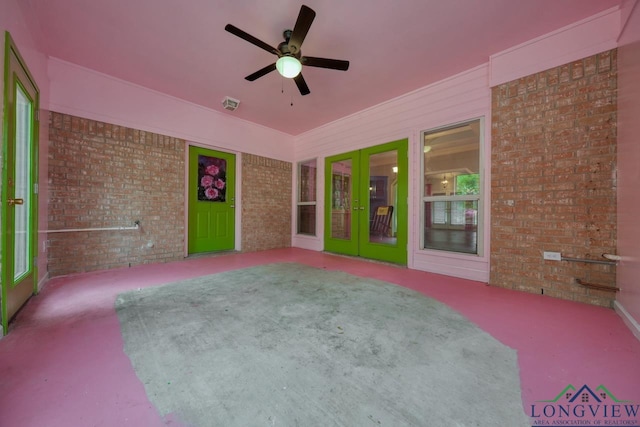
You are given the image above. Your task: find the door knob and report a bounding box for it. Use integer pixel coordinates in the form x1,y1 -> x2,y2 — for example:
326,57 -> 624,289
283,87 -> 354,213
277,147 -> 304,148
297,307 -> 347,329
8,198 -> 24,206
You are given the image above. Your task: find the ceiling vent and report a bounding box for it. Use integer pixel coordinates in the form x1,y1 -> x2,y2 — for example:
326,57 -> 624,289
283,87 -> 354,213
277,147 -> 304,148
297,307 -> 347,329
222,97 -> 240,111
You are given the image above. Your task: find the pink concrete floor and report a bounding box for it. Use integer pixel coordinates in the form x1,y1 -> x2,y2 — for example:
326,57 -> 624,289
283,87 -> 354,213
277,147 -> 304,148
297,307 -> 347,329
1,248 -> 639,426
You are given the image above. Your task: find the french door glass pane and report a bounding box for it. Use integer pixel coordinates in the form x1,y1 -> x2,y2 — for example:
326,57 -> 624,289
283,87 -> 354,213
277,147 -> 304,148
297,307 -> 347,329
330,160 -> 352,240
368,150 -> 397,245
14,85 -> 32,280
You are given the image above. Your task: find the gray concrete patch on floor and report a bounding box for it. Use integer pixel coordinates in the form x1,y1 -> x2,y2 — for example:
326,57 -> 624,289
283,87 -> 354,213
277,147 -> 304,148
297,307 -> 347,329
115,263 -> 529,426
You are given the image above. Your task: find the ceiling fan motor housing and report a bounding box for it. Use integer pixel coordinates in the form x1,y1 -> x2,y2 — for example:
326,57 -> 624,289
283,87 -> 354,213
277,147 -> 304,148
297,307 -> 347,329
278,35 -> 301,58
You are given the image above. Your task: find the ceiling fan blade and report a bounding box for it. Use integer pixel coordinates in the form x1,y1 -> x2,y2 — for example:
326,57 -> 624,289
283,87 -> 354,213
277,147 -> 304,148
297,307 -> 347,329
245,63 -> 277,81
288,5 -> 316,54
302,56 -> 350,71
294,73 -> 310,96
225,24 -> 279,55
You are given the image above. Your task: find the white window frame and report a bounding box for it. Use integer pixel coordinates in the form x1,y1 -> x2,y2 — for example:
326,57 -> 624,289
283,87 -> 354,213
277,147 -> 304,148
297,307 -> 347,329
296,158 -> 317,236
420,118 -> 484,256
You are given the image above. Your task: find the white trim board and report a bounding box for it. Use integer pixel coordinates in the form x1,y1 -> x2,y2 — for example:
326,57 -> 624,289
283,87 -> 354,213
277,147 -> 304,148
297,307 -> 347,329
614,300 -> 640,342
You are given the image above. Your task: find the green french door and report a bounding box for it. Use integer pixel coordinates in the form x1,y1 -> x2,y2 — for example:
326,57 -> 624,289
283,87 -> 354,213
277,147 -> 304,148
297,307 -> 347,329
188,146 -> 236,254
324,139 -> 408,264
1,33 -> 40,334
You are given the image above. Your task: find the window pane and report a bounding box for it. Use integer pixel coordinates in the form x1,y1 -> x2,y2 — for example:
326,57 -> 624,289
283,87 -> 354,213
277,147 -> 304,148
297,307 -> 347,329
298,159 -> 316,202
424,200 -> 478,254
422,119 -> 481,255
423,120 -> 480,197
14,85 -> 32,279
297,205 -> 316,235
297,159 -> 317,236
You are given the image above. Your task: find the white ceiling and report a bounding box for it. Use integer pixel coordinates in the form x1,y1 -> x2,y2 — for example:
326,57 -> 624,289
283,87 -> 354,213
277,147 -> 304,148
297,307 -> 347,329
20,0 -> 622,135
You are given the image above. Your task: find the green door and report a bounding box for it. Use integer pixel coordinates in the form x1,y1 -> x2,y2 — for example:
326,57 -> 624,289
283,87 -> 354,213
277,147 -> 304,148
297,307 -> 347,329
188,146 -> 236,254
324,149 -> 360,256
1,32 -> 40,334
325,139 -> 408,264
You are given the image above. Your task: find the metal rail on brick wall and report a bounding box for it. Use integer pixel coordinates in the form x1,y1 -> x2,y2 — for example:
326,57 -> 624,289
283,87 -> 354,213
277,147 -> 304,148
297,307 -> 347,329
575,278 -> 619,292
40,220 -> 140,234
561,256 -> 617,266
562,253 -> 620,293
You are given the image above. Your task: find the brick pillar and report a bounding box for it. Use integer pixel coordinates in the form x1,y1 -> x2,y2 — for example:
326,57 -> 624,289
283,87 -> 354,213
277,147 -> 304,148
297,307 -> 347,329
241,153 -> 292,252
490,50 -> 618,307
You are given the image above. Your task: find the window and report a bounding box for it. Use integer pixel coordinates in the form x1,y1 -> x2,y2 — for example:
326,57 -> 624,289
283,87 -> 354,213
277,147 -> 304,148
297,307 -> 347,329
422,119 -> 482,255
297,159 -> 317,235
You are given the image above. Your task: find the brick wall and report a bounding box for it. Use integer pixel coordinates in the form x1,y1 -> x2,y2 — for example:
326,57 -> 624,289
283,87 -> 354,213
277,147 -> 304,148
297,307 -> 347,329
48,113 -> 185,276
241,154 -> 292,252
490,50 -> 618,307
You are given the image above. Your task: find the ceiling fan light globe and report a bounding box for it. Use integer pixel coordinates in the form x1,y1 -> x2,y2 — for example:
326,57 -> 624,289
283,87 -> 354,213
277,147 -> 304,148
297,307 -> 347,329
276,56 -> 302,78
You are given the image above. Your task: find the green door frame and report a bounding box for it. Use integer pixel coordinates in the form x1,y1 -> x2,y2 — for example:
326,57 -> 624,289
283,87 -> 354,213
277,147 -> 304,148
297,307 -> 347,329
1,32 -> 40,335
187,146 -> 236,254
324,139 -> 408,265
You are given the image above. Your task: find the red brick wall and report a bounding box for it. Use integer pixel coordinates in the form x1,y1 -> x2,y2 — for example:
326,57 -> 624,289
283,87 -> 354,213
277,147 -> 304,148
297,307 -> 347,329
241,154 -> 292,252
490,50 -> 618,307
47,113 -> 185,276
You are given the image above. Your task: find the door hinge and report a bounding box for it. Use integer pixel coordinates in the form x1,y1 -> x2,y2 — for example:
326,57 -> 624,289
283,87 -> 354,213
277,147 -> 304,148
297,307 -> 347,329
33,256 -> 38,266
34,183 -> 38,194
35,109 -> 40,121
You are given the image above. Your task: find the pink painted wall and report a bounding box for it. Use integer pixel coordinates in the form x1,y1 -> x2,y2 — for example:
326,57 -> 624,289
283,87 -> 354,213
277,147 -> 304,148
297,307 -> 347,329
489,7 -> 620,86
0,0 -> 50,290
47,59 -> 294,163
616,0 -> 640,337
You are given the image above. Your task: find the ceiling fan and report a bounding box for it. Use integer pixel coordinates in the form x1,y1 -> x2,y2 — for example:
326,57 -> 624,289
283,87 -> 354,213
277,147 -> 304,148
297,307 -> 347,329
224,5 -> 349,96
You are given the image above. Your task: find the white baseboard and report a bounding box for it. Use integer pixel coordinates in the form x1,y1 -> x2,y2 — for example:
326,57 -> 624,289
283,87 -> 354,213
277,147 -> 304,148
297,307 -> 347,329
614,300 -> 640,342
37,272 -> 50,292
